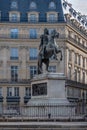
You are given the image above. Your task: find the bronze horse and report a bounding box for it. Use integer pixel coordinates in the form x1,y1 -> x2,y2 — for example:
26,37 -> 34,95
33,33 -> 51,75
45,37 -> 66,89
38,29 -> 62,74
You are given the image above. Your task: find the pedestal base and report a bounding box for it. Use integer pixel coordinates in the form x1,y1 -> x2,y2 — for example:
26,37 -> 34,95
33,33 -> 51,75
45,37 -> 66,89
25,73 -> 75,117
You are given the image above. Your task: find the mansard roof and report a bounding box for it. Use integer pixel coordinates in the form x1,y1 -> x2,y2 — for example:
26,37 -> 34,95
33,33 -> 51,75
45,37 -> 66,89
0,0 -> 86,30
0,0 -> 65,22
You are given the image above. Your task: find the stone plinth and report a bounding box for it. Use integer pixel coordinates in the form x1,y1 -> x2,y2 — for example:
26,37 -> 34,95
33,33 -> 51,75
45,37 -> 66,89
25,73 -> 75,117
29,73 -> 69,104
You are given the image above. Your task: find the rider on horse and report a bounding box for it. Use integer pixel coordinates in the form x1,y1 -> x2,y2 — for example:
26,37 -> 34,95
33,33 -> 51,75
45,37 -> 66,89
38,28 -> 62,74
39,28 -> 49,59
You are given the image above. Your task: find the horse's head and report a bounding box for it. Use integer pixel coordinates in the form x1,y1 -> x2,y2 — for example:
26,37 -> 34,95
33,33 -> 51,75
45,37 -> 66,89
51,30 -> 59,38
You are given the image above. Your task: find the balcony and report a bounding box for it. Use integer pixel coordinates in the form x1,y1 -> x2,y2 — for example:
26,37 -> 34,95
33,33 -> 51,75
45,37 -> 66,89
68,36 -> 87,51
24,96 -> 31,103
0,79 -> 31,84
67,20 -> 87,38
10,57 -> 19,60
6,96 -> 20,102
66,79 -> 87,89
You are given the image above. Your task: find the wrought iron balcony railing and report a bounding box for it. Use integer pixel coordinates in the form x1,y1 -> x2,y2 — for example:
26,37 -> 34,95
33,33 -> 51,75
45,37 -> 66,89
0,17 -> 61,23
0,79 -> 31,84
66,79 -> 87,89
0,34 -> 39,39
68,36 -> 87,51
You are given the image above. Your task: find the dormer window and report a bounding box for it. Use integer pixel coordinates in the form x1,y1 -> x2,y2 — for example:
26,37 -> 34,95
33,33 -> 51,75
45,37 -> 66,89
27,12 -> 39,23
11,1 -> 18,9
11,13 -> 18,22
49,1 -> 56,9
30,2 -> 37,9
30,14 -> 37,22
47,12 -> 58,23
9,11 -> 20,22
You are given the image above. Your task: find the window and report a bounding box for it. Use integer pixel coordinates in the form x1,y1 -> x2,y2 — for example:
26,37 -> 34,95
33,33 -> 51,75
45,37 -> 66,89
78,37 -> 80,43
11,66 -> 18,82
9,12 -> 20,22
67,87 -> 73,97
7,87 -> 19,97
29,29 -> 37,39
68,50 -> 72,61
78,55 -> 80,65
10,29 -> 18,39
68,67 -> 71,79
82,41 -> 85,47
29,48 -> 38,60
11,13 -> 18,22
30,2 -> 37,9
7,87 -> 12,96
49,28 -> 54,34
74,69 -> 77,81
78,70 -> 80,82
0,87 -> 2,96
75,53 -> 77,64
63,1 -> 67,9
74,88 -> 81,98
82,72 -> 85,83
30,66 -> 37,78
10,48 -> 18,60
83,57 -> 85,68
14,87 -> 19,96
30,14 -> 37,22
48,66 -> 56,72
25,87 -> 31,97
49,1 -> 56,9
11,1 -> 18,9
48,14 -> 56,22
69,8 -> 73,14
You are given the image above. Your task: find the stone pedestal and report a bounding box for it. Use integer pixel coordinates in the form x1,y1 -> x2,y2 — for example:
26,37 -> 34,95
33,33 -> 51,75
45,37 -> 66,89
25,73 -> 75,117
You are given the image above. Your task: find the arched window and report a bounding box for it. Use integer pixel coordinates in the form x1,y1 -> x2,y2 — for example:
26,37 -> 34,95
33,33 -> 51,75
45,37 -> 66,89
49,1 -> 56,9
30,2 -> 37,9
11,1 -> 18,9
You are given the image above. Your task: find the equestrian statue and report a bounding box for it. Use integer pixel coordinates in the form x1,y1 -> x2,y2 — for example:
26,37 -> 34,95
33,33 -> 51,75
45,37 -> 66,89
38,28 -> 62,74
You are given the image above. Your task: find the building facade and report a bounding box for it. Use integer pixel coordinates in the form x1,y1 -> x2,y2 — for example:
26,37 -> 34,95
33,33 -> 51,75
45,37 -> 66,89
0,0 -> 87,112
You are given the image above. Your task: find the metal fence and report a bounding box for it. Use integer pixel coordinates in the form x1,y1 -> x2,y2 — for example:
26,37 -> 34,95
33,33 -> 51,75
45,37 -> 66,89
0,104 -> 87,119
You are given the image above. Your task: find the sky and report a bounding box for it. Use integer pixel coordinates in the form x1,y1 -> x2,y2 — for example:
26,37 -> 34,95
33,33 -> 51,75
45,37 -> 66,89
67,0 -> 87,15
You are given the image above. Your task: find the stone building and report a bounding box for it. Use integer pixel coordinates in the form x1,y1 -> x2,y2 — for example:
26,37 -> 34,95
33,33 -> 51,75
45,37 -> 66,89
0,0 -> 87,111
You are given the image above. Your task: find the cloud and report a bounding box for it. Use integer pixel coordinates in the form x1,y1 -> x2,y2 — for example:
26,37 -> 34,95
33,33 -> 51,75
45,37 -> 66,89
68,0 -> 87,15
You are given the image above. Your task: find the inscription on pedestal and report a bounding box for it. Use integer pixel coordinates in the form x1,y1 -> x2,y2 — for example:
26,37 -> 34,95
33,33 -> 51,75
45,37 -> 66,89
32,82 -> 47,96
